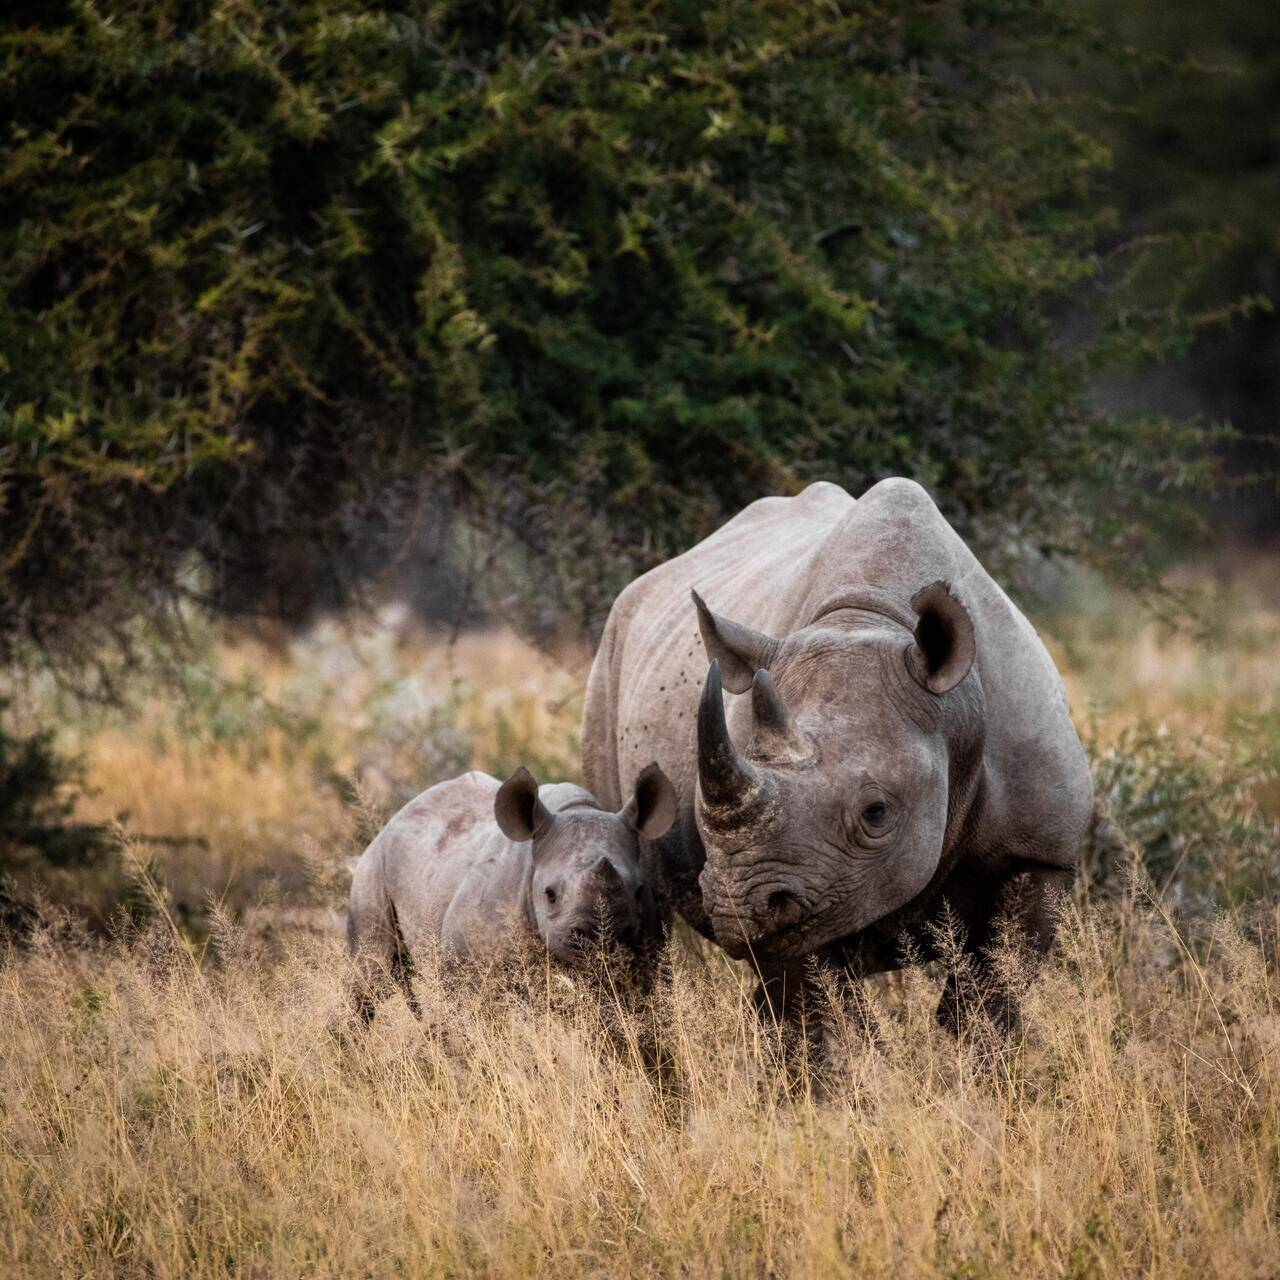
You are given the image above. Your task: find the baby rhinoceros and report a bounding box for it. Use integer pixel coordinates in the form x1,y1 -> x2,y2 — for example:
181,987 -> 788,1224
346,763 -> 677,1021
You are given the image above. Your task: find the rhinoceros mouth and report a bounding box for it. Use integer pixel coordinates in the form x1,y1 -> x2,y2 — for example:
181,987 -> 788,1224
712,917 -> 814,962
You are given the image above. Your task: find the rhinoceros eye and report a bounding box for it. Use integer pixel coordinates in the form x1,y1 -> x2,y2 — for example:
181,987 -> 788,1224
862,801 -> 888,827
545,886 -> 557,905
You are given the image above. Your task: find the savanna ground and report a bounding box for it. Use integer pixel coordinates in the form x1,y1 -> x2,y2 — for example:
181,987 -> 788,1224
2,565 -> 1278,1278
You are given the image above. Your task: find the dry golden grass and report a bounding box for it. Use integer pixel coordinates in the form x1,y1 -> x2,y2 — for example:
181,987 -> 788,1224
71,619 -> 586,841
1055,603 -> 1280,750
2,893 -> 1277,1278
1,576 -> 1278,1277
37,614 -> 588,922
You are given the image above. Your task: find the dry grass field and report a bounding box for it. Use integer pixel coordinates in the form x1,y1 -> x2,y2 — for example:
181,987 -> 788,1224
1,572 -> 1278,1278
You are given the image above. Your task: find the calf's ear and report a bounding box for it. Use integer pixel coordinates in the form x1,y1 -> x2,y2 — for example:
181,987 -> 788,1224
691,589 -> 781,694
908,581 -> 976,695
622,762 -> 678,840
495,767 -> 552,842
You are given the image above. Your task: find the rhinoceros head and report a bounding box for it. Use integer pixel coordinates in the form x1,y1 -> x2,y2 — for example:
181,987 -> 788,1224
691,583 -> 982,961
494,763 -> 676,963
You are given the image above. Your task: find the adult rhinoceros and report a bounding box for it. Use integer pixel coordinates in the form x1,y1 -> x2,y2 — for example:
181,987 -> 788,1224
581,478 -> 1092,1028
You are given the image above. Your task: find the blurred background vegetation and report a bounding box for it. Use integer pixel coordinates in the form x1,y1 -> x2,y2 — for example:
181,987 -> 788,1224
0,0 -> 1276,933
1073,0 -> 1280,539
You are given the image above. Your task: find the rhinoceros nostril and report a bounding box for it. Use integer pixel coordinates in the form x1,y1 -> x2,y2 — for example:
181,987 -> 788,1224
764,889 -> 802,927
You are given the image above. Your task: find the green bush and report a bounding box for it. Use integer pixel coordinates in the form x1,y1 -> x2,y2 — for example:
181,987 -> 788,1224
1086,717 -> 1280,910
1,0 -> 1215,660
0,701 -> 110,938
1054,0 -> 1280,539
0,703 -> 107,870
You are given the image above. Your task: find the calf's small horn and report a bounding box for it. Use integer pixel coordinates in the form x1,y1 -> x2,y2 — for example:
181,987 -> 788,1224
592,855 -> 623,887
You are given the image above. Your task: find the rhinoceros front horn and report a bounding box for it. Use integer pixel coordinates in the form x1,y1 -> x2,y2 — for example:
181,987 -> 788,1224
697,659 -> 764,815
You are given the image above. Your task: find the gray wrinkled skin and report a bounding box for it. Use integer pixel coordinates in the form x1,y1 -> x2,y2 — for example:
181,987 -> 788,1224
346,766 -> 672,1019
582,478 -> 1092,1026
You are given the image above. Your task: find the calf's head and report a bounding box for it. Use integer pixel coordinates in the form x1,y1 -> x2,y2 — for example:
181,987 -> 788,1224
494,764 -> 676,963
692,583 -> 982,961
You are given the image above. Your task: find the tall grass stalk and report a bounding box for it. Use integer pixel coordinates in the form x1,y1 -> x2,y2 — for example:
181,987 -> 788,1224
1,898 -> 1276,1278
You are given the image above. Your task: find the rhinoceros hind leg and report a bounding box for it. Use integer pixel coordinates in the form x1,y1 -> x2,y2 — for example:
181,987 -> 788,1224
385,903 -> 421,1019
349,900 -> 420,1024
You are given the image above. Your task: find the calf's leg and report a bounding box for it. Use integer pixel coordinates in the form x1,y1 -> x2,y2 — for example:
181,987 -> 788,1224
347,897 -> 420,1024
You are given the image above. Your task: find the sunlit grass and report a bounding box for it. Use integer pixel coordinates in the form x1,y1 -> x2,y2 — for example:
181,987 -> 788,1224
1,569 -> 1277,1276
1,891 -> 1276,1277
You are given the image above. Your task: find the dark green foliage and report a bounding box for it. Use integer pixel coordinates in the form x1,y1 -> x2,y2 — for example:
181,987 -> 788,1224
0,701 -> 108,871
1071,0 -> 1280,534
1,1 -> 1215,658
0,700 -> 110,938
1087,718 -> 1280,910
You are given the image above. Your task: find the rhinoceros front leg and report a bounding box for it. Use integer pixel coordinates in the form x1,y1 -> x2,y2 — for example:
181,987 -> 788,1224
751,952 -> 883,1070
749,960 -> 829,1085
935,860 -> 1075,1035
751,961 -> 812,1028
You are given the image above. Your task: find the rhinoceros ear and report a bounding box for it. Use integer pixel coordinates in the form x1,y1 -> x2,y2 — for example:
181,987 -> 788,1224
622,762 -> 678,840
494,767 -> 553,843
908,581 -> 976,695
691,590 -> 781,694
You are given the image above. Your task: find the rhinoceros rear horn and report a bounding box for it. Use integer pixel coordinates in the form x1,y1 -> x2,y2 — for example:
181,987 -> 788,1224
747,668 -> 813,764
697,660 -> 762,813
691,590 -> 781,694
908,581 -> 976,695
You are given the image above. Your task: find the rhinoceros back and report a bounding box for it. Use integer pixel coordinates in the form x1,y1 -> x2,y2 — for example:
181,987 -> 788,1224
581,478 -> 1090,874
